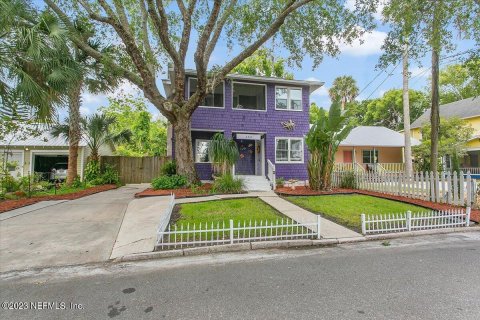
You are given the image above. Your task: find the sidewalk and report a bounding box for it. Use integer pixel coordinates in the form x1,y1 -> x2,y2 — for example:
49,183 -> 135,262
258,195 -> 362,239
111,191 -> 362,260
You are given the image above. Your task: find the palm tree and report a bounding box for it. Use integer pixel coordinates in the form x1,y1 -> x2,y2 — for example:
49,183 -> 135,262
52,113 -> 132,163
0,0 -> 79,120
63,25 -> 120,185
208,133 -> 240,176
306,101 -> 352,190
328,76 -> 359,111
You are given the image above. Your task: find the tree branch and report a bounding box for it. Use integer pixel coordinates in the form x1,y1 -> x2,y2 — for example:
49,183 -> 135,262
204,0 -> 237,65
215,0 -> 313,85
194,0 -> 222,90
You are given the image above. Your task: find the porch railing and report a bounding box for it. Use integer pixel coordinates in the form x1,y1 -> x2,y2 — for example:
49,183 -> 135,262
334,163 -> 365,172
458,167 -> 480,175
267,159 -> 276,190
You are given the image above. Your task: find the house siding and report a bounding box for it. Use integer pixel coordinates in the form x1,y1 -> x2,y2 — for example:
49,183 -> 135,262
190,78 -> 310,180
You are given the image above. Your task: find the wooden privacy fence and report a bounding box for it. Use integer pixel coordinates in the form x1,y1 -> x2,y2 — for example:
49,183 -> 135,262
361,208 -> 471,235
100,156 -> 170,184
332,171 -> 476,207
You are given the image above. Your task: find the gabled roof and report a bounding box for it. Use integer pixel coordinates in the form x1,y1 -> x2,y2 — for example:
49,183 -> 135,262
411,97 -> 480,129
162,68 -> 324,96
340,126 -> 420,147
1,131 -> 86,148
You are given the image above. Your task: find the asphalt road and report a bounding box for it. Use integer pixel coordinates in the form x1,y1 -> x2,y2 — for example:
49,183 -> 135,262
1,232 -> 479,320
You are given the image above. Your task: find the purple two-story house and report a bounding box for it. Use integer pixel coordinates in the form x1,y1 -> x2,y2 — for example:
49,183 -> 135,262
164,69 -> 323,187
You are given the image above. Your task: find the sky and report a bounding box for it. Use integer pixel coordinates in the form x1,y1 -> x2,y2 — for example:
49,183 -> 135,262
42,1 -> 475,119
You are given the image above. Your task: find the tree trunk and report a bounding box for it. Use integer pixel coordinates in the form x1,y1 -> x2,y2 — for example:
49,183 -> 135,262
402,45 -> 413,177
66,80 -> 82,185
430,10 -> 441,174
172,114 -> 199,184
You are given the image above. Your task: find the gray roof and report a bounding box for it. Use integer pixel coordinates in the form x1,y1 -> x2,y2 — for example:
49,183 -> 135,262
411,97 -> 480,129
162,68 -> 324,96
1,131 -> 87,148
340,126 -> 420,147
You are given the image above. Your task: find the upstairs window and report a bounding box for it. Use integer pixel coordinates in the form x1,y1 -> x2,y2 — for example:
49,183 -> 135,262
362,150 -> 379,164
189,78 -> 224,108
232,82 -> 266,111
275,87 -> 302,111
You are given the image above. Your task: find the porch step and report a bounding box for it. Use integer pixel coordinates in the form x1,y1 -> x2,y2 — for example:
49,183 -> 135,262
238,175 -> 272,192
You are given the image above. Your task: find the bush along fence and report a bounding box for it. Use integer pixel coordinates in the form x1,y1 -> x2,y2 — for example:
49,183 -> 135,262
361,208 -> 471,235
332,171 -> 476,207
155,197 -> 321,251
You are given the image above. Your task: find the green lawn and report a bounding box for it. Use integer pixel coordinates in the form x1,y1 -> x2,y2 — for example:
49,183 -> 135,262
286,194 -> 426,231
174,198 -> 286,226
167,198 -> 300,242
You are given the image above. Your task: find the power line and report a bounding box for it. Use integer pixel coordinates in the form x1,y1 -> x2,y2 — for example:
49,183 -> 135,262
363,60 -> 402,100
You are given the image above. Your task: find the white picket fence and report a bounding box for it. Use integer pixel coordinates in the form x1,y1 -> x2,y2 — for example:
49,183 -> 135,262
156,194 -> 175,243
361,208 -> 471,235
156,216 -> 321,250
332,171 -> 476,207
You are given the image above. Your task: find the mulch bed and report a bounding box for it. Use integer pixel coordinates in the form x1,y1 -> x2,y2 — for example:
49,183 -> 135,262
0,184 -> 118,214
276,186 -> 480,223
136,183 -> 214,198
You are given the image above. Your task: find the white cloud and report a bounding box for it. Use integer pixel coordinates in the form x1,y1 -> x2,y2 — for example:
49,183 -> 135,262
80,106 -> 91,115
312,86 -> 329,97
306,76 -> 320,82
82,92 -> 103,104
410,66 -> 429,79
338,29 -> 387,56
345,0 -> 385,21
107,80 -> 141,98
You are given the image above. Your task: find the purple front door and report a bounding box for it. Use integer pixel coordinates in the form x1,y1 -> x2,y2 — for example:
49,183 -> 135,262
235,139 -> 255,175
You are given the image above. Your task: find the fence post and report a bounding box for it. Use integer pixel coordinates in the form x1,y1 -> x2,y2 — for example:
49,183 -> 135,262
406,211 -> 412,231
316,215 -> 321,239
361,214 -> 366,235
466,207 -> 471,227
229,219 -> 234,244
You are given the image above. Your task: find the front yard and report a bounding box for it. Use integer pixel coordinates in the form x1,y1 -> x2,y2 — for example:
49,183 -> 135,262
173,198 -> 286,226
285,194 -> 426,231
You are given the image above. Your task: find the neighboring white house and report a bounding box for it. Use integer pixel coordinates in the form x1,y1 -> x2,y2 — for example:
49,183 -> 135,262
0,132 -> 112,180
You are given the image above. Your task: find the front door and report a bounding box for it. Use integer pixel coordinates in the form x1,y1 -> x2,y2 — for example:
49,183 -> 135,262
343,150 -> 353,163
235,139 -> 255,175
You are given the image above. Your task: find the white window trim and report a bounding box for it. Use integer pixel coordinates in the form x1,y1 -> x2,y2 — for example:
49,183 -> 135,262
362,149 -> 379,164
275,137 -> 304,164
231,81 -> 267,112
188,77 -> 225,109
274,86 -> 303,111
195,139 -> 211,163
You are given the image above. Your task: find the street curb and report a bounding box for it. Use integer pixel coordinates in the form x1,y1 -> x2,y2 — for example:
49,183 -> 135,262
114,227 -> 480,263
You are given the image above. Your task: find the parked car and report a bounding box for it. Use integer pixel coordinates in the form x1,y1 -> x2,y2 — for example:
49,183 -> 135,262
50,162 -> 68,181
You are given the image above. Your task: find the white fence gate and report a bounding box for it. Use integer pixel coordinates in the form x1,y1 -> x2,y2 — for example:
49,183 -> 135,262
332,171 -> 476,207
361,208 -> 471,235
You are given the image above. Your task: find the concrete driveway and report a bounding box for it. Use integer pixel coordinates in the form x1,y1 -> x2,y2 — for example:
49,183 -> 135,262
0,185 -> 145,273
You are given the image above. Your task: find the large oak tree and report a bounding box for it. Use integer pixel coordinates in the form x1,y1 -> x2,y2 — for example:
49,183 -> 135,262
45,0 -> 378,183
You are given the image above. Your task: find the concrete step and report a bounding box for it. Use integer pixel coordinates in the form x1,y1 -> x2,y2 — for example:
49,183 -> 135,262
237,175 -> 272,192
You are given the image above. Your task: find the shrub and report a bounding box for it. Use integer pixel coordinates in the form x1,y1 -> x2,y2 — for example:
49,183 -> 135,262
212,174 -> 244,194
161,160 -> 177,176
84,160 -> 101,182
276,177 -> 285,188
152,174 -> 187,190
339,171 -> 357,189
1,174 -> 19,193
101,164 -> 120,184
